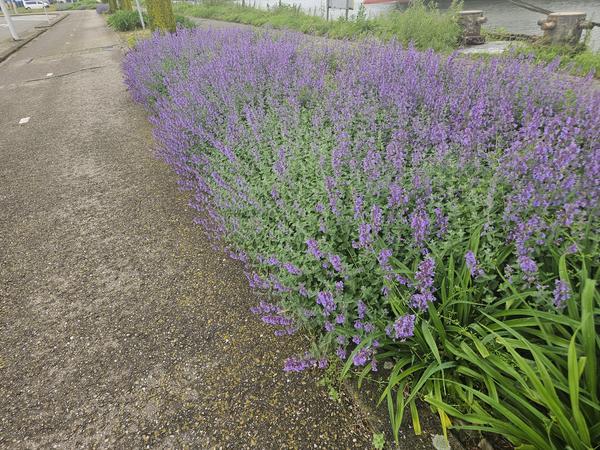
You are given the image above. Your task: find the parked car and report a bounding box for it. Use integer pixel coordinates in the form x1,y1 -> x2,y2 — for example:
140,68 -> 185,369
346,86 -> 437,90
23,0 -> 49,9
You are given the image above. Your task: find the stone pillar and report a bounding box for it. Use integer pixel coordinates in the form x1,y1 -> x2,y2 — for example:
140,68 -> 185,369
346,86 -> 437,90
459,10 -> 488,45
538,12 -> 594,46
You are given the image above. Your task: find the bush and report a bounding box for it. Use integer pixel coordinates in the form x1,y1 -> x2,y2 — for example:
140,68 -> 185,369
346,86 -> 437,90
175,14 -> 195,29
107,9 -> 147,31
123,28 -> 600,448
173,0 -> 462,52
96,3 -> 108,14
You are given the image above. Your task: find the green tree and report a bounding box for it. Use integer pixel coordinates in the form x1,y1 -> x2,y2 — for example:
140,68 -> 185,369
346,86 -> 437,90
108,0 -> 118,13
146,0 -> 176,32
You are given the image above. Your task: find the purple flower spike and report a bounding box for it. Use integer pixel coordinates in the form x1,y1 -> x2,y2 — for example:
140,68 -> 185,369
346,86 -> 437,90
393,314 -> 416,340
306,239 -> 322,259
352,348 -> 371,366
553,280 -> 570,310
316,291 -> 336,316
357,300 -> 367,319
465,250 -> 484,278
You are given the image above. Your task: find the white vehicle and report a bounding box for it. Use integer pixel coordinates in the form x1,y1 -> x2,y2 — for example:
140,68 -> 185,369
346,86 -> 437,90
23,0 -> 49,9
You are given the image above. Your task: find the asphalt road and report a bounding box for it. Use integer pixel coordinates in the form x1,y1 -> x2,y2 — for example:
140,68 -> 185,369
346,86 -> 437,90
0,10 -> 372,448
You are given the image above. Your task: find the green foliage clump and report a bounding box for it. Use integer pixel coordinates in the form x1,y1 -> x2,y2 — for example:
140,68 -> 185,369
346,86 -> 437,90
175,14 -> 196,29
173,0 -> 463,52
512,42 -> 600,78
107,9 -> 147,31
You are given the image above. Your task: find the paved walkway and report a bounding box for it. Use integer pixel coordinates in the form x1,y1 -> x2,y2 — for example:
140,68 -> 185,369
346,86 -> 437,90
0,11 -> 371,448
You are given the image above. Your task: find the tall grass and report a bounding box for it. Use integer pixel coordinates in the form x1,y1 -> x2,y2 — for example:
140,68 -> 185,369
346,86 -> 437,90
173,0 -> 463,52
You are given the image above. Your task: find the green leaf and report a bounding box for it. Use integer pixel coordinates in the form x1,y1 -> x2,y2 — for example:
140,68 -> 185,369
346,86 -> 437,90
421,320 -> 441,365
568,329 -> 590,446
580,278 -> 597,403
409,399 -> 422,435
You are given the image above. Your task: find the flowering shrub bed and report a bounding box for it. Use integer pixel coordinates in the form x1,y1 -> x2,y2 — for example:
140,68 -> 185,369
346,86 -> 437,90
124,28 -> 600,448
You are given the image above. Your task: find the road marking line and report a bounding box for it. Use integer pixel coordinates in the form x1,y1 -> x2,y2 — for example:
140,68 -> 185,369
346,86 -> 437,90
19,117 -> 31,125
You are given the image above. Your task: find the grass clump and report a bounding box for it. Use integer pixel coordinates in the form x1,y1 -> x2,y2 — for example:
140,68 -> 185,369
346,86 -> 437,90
173,0 -> 463,52
512,42 -> 600,78
107,9 -> 194,32
107,9 -> 147,31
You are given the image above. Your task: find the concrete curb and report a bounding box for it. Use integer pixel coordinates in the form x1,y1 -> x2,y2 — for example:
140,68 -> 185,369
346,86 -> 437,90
35,12 -> 68,29
0,13 -> 67,64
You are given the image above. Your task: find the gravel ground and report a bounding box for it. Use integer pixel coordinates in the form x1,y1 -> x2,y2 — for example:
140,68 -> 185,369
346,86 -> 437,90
0,11 -> 373,448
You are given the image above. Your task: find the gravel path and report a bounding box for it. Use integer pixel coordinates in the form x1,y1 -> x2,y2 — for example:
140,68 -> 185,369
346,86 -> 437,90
0,11 -> 371,448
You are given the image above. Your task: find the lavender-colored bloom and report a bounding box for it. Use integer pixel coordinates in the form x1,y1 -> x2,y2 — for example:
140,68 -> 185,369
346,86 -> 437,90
415,258 -> 436,291
283,262 -> 302,276
335,314 -> 346,324
335,280 -> 344,292
434,207 -> 448,237
336,335 -> 347,345
371,205 -> 383,234
328,254 -> 343,272
465,251 -> 477,274
357,300 -> 367,319
250,301 -> 281,315
377,248 -> 393,271
388,184 -> 407,208
518,255 -> 538,274
553,280 -> 570,309
283,355 -> 317,372
336,347 -> 347,360
262,315 -> 293,326
363,322 -> 375,333
306,239 -> 322,259
354,320 -> 363,330
410,210 -> 430,246
353,195 -> 363,219
410,291 -> 435,310
352,348 -> 371,366
465,250 -> 484,278
352,335 -> 361,345
393,314 -> 416,339
316,291 -> 336,315
324,321 -> 334,332
357,223 -> 372,249
566,244 -> 578,254
267,256 -> 280,266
